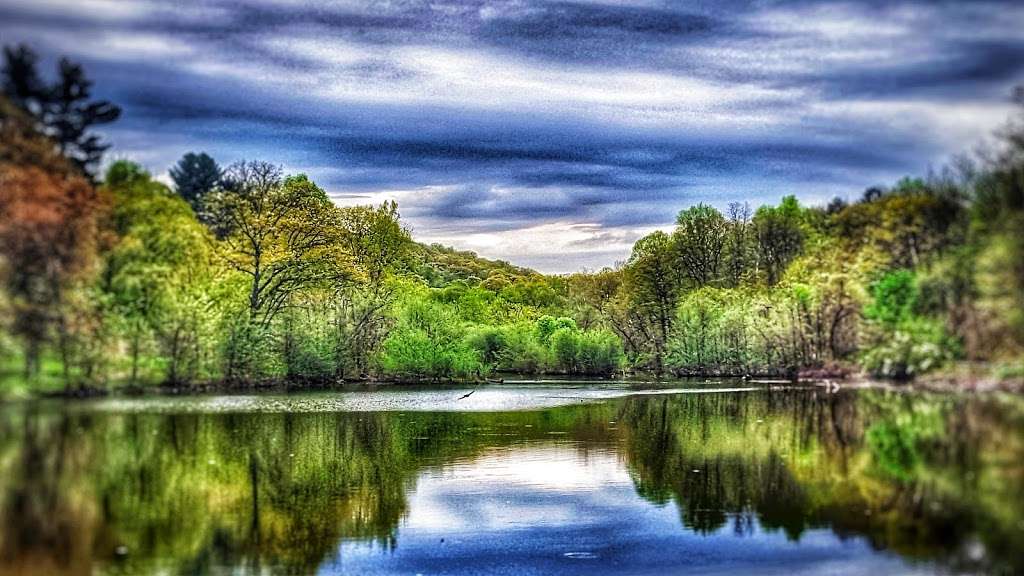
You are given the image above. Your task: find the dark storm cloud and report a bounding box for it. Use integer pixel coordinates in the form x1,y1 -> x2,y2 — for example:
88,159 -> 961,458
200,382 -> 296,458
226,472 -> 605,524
776,38 -> 1024,101
0,0 -> 1021,270
477,1 -> 722,64
107,69 -> 915,218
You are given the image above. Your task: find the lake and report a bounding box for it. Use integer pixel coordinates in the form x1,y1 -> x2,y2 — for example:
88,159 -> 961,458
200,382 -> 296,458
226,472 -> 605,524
1,380 -> 1022,575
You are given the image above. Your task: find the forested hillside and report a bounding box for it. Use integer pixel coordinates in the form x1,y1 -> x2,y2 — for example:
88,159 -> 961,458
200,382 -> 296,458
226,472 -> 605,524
1,45 -> 1021,395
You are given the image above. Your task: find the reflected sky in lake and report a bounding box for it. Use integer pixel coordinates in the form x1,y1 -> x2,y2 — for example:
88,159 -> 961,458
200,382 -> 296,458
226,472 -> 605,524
1,384 -> 1022,575
335,444 -> 931,576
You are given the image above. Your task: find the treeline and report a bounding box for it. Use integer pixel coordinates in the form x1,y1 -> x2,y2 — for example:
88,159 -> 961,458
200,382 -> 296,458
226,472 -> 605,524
0,45 -> 625,390
570,132 -> 1024,379
1,45 -> 1022,392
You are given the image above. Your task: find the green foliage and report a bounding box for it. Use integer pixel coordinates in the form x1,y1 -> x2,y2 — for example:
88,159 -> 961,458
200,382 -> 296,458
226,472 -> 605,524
669,288 -> 754,374
412,243 -> 535,288
860,317 -> 955,379
861,270 -> 955,379
623,231 -> 678,371
494,322 -> 549,373
208,162 -> 357,327
465,325 -> 506,367
753,196 -> 805,286
102,161 -> 223,384
376,294 -> 484,380
376,293 -> 623,378
576,329 -> 625,375
550,327 -> 580,372
674,203 -> 728,287
221,315 -> 280,382
281,302 -> 336,381
864,270 -> 918,327
535,315 -> 576,344
4,46 -> 1023,388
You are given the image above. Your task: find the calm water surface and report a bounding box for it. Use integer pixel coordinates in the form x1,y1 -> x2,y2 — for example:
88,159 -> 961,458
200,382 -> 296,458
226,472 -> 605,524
1,381 -> 1022,575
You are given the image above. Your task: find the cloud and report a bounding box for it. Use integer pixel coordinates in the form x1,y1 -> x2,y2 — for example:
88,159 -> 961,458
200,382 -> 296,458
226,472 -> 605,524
1,0 -> 1022,271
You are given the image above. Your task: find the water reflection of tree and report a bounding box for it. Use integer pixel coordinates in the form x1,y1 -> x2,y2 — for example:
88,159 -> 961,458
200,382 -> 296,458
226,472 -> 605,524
1,392 -> 1021,574
619,393 -> 821,539
0,403 -> 617,575
0,411 -> 428,574
616,390 -> 1024,574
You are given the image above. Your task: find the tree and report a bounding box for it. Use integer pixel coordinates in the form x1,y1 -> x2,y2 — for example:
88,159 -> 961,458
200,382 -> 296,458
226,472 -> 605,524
832,188 -> 963,269
103,161 -> 219,384
826,196 -> 848,215
724,202 -> 753,287
0,92 -> 105,382
169,152 -> 222,216
207,161 -> 354,326
2,44 -> 121,179
673,204 -> 728,287
333,201 -> 412,376
0,165 -> 103,379
624,231 -> 678,372
754,196 -> 805,286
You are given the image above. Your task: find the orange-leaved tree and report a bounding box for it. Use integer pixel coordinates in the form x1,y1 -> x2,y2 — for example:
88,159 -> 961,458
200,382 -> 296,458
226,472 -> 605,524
0,95 -> 107,381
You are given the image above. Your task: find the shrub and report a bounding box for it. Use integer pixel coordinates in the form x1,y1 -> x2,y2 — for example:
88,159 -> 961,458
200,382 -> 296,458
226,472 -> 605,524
550,327 -> 580,373
376,327 -> 481,380
465,325 -> 506,367
375,297 -> 484,380
860,317 -> 955,379
576,329 -> 625,376
496,322 -> 549,373
864,270 -> 917,327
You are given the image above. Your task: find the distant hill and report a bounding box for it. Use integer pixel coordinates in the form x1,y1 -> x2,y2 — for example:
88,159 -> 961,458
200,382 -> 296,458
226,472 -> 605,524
410,242 -> 540,287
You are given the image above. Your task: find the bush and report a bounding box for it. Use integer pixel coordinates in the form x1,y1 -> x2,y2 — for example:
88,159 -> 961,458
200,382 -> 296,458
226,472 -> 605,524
375,297 -> 484,380
535,315 -> 576,344
281,310 -> 335,381
550,327 -> 580,373
465,325 -> 506,367
860,270 -> 958,379
221,316 -> 280,382
864,270 -> 917,327
377,327 -> 481,380
496,322 -> 549,373
576,329 -> 625,376
860,317 -> 955,379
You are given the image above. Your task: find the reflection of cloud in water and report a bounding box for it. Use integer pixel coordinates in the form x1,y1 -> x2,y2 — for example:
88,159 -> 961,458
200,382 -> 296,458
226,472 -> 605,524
407,445 -> 631,532
335,438 -> 938,576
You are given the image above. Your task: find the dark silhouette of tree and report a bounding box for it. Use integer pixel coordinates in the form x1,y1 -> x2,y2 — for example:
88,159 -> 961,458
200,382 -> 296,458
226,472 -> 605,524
826,196 -> 848,214
1,43 -> 121,179
169,151 -> 222,216
862,186 -> 885,203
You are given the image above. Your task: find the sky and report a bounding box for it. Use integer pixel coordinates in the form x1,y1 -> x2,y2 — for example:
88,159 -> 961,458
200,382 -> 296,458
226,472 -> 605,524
1,0 -> 1023,272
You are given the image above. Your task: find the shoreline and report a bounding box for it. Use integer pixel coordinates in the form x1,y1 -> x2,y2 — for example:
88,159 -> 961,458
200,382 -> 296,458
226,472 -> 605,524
9,368 -> 1021,402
